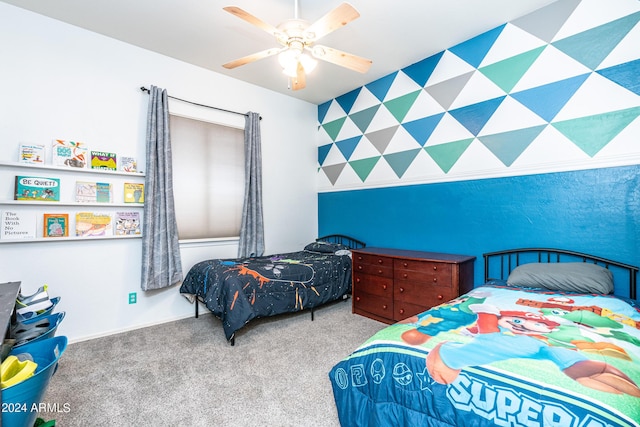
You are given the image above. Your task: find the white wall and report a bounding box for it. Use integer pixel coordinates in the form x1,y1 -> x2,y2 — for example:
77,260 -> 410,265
0,3 -> 319,342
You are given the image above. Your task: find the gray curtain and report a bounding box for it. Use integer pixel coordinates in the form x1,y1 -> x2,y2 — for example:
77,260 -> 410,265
238,111 -> 265,258
141,85 -> 183,290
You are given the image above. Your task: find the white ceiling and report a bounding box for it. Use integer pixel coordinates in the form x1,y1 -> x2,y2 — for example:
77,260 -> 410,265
2,0 -> 558,105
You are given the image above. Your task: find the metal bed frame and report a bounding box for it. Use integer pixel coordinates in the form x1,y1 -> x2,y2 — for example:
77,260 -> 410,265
193,234 -> 365,345
483,248 -> 638,300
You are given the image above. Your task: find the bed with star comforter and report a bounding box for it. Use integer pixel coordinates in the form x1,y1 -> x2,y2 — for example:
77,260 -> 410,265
330,249 -> 640,426
180,236 -> 364,344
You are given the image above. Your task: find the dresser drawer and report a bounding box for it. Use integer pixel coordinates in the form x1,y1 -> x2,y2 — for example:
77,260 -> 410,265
394,282 -> 454,307
353,290 -> 393,319
353,261 -> 393,277
394,262 -> 452,286
394,300 -> 432,321
353,273 -> 393,298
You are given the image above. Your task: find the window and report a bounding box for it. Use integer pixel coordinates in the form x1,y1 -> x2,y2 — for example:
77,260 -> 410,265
170,114 -> 244,240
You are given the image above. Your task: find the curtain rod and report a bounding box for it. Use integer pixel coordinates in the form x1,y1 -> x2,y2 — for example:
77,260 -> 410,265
140,87 -> 261,120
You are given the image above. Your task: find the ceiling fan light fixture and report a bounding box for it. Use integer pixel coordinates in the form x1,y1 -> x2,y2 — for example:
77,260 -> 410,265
299,53 -> 317,73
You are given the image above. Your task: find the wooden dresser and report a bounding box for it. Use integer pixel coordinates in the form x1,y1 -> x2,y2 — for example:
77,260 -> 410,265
351,247 -> 475,323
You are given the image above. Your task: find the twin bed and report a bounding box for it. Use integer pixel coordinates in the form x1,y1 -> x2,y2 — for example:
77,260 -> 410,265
329,248 -> 640,426
179,234 -> 365,345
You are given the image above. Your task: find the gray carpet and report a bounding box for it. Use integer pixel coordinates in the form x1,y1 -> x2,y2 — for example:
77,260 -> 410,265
38,299 -> 383,426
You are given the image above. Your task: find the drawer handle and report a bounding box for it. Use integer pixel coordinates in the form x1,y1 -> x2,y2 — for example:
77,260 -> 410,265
358,265 -> 363,270
433,266 -> 437,271
437,294 -> 443,300
403,262 -> 408,267
356,278 -> 360,283
377,269 -> 383,274
377,259 -> 383,264
403,273 -> 408,279
399,308 -> 405,314
398,287 -> 404,293
433,277 -> 438,283
356,296 -> 361,302
382,304 -> 388,310
357,256 -> 363,261
382,284 -> 387,290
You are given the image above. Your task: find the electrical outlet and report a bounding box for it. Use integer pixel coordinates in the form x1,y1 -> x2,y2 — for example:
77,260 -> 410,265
128,292 -> 137,304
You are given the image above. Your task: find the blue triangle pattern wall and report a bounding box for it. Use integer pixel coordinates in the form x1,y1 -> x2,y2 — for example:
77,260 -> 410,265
317,0 -> 640,190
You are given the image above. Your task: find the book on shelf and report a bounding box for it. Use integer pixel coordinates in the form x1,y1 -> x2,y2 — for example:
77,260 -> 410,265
90,151 -> 117,171
119,156 -> 137,173
75,181 -> 112,203
1,210 -> 37,239
51,139 -> 88,168
123,183 -> 144,203
75,212 -> 113,237
18,143 -> 45,165
15,176 -> 60,201
43,213 -> 69,238
115,211 -> 141,236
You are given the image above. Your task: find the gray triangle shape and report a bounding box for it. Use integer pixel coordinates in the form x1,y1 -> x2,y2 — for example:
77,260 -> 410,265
511,0 -> 581,43
365,125 -> 399,154
425,71 -> 474,110
322,163 -> 346,185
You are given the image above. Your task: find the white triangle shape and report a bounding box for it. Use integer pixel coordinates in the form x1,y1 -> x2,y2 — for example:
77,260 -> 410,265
480,95 -> 548,136
349,135 -> 383,161
598,18 -> 640,69
594,116 -> 640,157
316,126 -> 334,146
553,0 -> 640,41
321,143 -> 347,166
425,112 -> 475,147
480,23 -> 548,67
362,156 -> 399,186
403,90 -> 447,123
449,70 -> 506,110
384,70 -> 423,102
366,104 -> 401,133
402,149 -> 444,181
349,86 -> 382,115
554,72 -> 640,120
334,116 -> 364,142
450,139 -> 505,173
511,44 -> 592,92
383,126 -> 422,155
317,168 -> 334,190
333,163 -> 365,188
426,50 -> 477,87
322,100 -> 347,124
509,126 -> 588,168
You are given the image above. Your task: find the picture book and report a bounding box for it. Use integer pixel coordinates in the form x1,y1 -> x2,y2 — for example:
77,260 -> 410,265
90,151 -> 117,171
0,210 -> 36,239
15,176 -> 60,201
18,143 -> 45,165
43,213 -> 68,238
115,211 -> 141,236
75,181 -> 97,203
96,182 -> 112,203
119,156 -> 137,173
124,183 -> 144,203
75,212 -> 112,237
51,139 -> 88,168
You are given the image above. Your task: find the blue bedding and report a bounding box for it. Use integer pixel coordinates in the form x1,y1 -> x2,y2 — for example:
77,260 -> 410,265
329,283 -> 640,426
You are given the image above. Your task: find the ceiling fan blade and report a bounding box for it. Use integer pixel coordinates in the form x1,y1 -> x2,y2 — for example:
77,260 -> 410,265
292,62 -> 306,91
312,45 -> 372,73
223,48 -> 282,69
305,3 -> 360,41
223,6 -> 279,36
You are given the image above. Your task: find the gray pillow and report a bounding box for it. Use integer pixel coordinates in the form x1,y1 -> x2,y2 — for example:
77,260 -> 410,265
506,262 -> 614,294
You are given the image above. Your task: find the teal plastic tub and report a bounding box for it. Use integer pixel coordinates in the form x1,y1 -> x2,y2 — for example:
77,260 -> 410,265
2,336 -> 68,427
12,312 -> 65,348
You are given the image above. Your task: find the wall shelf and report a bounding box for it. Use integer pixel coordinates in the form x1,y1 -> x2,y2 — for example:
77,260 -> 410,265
0,160 -> 145,177
0,234 -> 142,244
0,200 -> 143,208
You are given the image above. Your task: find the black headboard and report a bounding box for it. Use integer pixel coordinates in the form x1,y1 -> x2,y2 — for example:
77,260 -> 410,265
483,248 -> 638,299
317,234 -> 366,249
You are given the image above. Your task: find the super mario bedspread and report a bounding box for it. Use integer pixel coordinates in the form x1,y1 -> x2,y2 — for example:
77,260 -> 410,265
180,250 -> 352,341
329,283 -> 640,426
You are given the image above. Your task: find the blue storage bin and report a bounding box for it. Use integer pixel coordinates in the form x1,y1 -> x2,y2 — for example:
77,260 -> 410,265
2,336 -> 68,427
14,297 -> 61,323
12,312 -> 65,348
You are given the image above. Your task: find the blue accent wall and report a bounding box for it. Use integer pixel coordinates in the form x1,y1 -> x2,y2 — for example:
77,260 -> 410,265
319,165 -> 639,296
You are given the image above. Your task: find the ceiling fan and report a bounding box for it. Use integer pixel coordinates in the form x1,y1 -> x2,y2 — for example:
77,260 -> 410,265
222,1 -> 372,91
